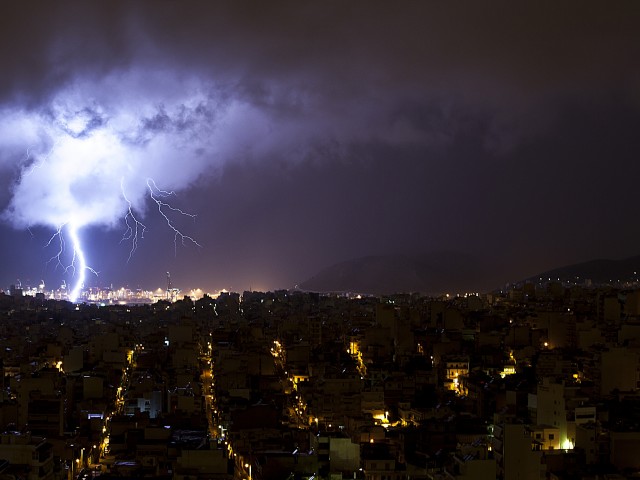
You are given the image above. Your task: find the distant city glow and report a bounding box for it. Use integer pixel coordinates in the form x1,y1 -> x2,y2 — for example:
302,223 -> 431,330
5,277 -> 229,305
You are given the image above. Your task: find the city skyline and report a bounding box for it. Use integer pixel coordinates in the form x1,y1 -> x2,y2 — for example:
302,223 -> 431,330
2,278 -> 640,478
1,2 -> 640,295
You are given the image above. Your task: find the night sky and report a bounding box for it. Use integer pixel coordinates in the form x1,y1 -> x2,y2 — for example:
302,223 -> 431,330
1,2 -> 639,294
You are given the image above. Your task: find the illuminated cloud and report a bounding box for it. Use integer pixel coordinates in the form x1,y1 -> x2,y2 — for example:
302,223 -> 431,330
1,71 -> 264,232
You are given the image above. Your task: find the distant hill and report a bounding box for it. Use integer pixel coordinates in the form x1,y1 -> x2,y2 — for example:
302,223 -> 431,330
526,255 -> 640,285
299,254 -> 640,296
299,252 -> 489,295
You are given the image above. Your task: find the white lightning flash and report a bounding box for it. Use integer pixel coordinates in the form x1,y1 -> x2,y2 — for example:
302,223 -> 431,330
40,178 -> 199,303
121,178 -> 147,262
45,223 -> 98,302
147,179 -> 201,254
67,224 -> 95,302
43,178 -> 200,303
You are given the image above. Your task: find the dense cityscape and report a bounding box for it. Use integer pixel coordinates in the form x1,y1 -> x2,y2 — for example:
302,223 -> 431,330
1,280 -> 640,480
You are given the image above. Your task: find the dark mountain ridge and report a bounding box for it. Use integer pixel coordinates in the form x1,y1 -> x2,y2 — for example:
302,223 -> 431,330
525,256 -> 640,285
299,254 -> 640,296
299,252 -> 489,295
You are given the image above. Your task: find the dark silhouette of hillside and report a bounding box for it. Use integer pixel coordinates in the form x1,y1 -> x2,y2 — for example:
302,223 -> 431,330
299,252 -> 489,295
300,254 -> 640,296
526,256 -> 640,284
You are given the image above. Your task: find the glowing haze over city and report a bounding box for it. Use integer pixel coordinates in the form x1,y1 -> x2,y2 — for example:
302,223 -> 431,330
1,2 -> 639,300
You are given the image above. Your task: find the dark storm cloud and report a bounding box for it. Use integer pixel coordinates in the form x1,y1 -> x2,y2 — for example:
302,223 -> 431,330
0,2 -> 133,105
1,1 -> 639,292
4,2 -> 639,117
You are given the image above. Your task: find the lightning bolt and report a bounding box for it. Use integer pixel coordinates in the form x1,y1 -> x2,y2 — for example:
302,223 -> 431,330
67,224 -> 97,302
114,175 -> 201,294
38,179 -> 198,303
120,179 -> 147,262
24,139 -> 60,177
45,225 -> 66,270
146,178 -> 201,254
45,223 -> 98,303
120,178 -> 199,260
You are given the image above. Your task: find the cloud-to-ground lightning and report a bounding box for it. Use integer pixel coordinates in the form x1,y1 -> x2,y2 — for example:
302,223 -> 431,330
66,224 -> 97,302
45,223 -> 98,302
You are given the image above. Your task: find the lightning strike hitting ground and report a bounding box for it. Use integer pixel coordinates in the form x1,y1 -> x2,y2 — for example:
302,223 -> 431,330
67,224 -> 97,302
45,223 -> 98,302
